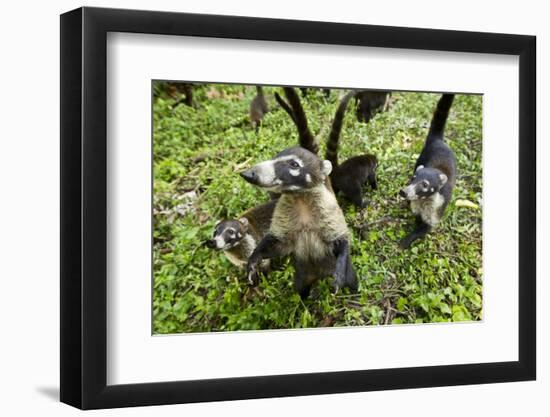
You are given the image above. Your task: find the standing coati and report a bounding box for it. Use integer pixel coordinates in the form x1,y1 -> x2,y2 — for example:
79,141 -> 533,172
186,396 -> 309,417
240,147 -> 358,298
326,91 -> 379,208
355,90 -> 390,123
399,94 -> 457,249
206,200 -> 276,269
249,86 -> 269,130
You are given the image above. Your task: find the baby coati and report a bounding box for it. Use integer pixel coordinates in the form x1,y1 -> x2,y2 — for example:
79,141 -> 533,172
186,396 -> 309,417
249,86 -> 269,130
355,90 -> 390,123
399,94 -> 457,249
206,200 -> 276,270
326,92 -> 379,208
240,147 -> 358,298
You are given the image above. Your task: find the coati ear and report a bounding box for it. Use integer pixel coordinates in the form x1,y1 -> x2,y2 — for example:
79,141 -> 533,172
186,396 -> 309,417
321,160 -> 332,177
238,217 -> 249,232
416,165 -> 424,172
439,173 -> 448,186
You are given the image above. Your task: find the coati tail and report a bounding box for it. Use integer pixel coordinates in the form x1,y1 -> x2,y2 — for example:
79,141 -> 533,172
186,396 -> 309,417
325,91 -> 355,167
274,92 -> 297,124
282,87 -> 318,154
428,93 -> 455,140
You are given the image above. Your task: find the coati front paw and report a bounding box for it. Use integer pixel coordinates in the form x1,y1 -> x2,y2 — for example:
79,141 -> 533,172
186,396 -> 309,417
332,274 -> 346,293
246,264 -> 260,286
399,235 -> 414,250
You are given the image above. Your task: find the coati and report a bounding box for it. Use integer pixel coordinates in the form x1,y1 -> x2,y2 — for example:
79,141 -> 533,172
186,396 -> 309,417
326,91 -> 379,208
249,86 -> 269,130
240,147 -> 358,298
399,94 -> 457,249
206,200 -> 276,271
355,90 -> 390,123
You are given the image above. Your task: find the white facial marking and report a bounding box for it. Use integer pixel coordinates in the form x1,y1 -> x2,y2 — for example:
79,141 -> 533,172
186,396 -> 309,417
305,173 -> 312,183
289,168 -> 300,176
252,160 -> 276,185
214,235 -> 226,249
430,187 -> 435,193
402,184 -> 417,200
273,155 -> 303,166
321,160 -> 332,176
416,165 -> 424,172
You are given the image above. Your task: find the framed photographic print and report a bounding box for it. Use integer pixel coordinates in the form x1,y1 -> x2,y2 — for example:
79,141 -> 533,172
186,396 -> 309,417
60,6 -> 536,410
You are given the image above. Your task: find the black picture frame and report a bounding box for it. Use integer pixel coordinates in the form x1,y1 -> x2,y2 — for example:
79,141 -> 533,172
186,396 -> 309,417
60,6 -> 536,410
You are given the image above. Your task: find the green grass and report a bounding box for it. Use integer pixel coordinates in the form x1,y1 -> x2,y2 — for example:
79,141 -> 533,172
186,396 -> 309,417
152,84 -> 483,334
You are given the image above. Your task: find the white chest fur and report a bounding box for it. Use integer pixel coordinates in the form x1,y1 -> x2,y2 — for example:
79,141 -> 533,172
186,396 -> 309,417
410,192 -> 445,227
270,186 -> 348,260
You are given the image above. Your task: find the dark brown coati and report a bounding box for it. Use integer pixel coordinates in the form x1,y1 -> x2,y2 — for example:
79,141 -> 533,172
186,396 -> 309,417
249,86 -> 269,130
325,92 -> 379,208
399,94 -> 457,249
355,90 -> 390,123
240,147 -> 358,298
206,200 -> 276,272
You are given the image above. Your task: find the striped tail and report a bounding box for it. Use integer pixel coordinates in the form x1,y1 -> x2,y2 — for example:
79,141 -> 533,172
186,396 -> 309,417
325,91 -> 354,167
282,87 -> 318,154
427,94 -> 455,141
274,92 -> 297,124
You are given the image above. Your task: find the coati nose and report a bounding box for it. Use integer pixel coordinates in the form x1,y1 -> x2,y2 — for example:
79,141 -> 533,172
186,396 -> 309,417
205,239 -> 216,249
399,189 -> 407,198
240,169 -> 258,184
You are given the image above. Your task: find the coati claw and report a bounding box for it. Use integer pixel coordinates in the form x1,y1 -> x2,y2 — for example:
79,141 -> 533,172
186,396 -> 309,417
247,271 -> 258,286
247,264 -> 259,286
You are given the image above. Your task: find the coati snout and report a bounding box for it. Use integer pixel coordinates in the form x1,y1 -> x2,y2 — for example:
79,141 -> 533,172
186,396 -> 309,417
206,219 -> 248,251
399,165 -> 448,201
240,146 -> 332,193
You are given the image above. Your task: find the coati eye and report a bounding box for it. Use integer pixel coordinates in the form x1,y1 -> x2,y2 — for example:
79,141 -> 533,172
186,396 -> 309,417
422,180 -> 429,189
288,160 -> 300,169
